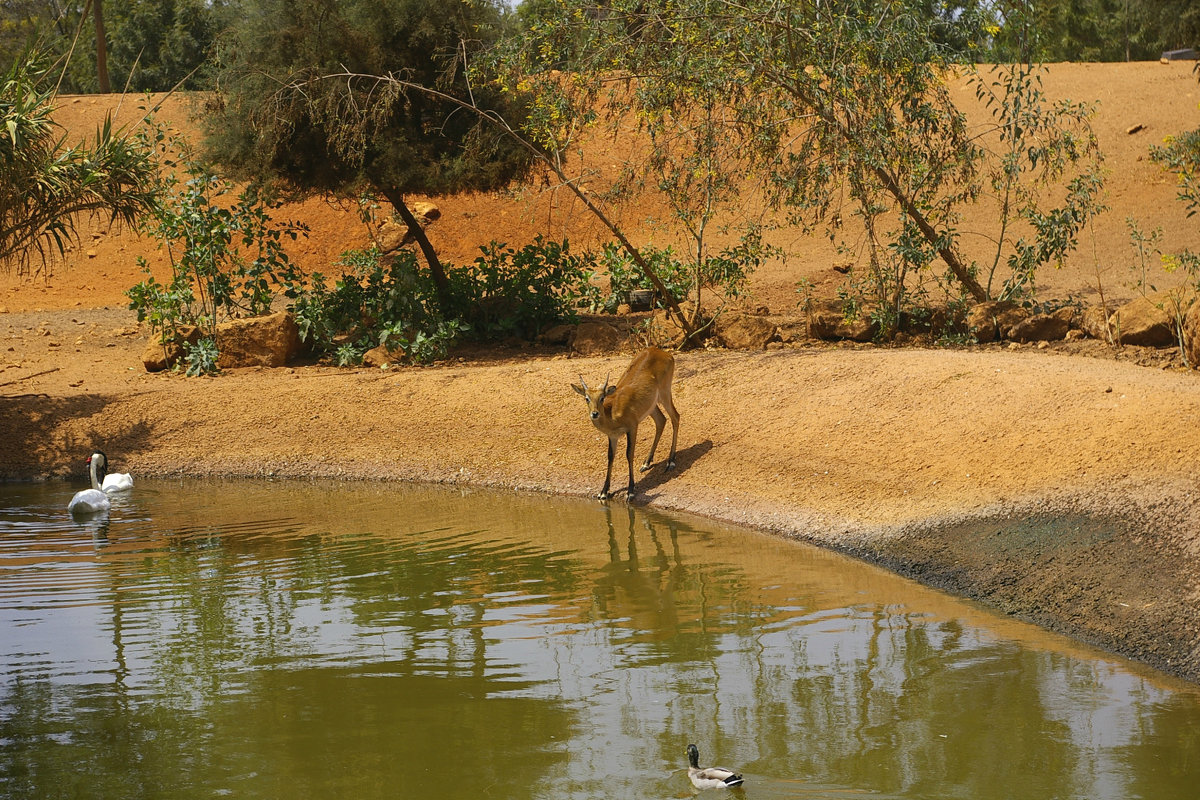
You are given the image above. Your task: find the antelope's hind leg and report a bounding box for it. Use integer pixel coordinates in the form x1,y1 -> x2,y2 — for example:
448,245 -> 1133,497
661,385 -> 680,470
640,406 -> 668,472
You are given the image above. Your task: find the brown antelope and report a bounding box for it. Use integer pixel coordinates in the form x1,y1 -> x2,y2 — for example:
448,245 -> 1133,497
571,347 -> 680,500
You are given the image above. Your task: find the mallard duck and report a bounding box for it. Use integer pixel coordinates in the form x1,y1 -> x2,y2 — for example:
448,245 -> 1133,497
67,452 -> 112,515
686,743 -> 744,790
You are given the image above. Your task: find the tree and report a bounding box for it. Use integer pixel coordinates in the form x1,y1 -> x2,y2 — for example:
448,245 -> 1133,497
105,0 -> 233,91
0,50 -> 159,274
203,0 -> 533,311
0,1 -> 232,94
88,0 -> 109,92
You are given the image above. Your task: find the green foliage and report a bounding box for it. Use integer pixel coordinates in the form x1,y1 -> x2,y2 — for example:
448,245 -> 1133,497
497,0 -> 773,333
509,0 -> 1111,338
183,336 -> 219,377
126,129 -> 307,360
972,60 -> 1107,302
1149,88 -> 1200,365
0,50 -> 158,274
594,231 -> 766,317
203,0 -> 535,314
446,236 -> 596,338
0,1 -> 232,94
204,0 -> 531,201
289,246 -> 464,366
595,243 -> 690,314
291,237 -> 606,364
106,0 -> 233,92
988,0 -> 1200,63
1153,126 -> 1200,219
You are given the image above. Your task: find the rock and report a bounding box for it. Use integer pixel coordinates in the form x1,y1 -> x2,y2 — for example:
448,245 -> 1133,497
1109,296 -> 1175,347
363,344 -> 404,368
142,341 -> 182,372
967,301 -> 1029,343
808,301 -> 876,342
141,324 -> 202,372
1183,301 -> 1200,367
712,312 -> 777,349
775,319 -> 808,344
410,201 -> 440,220
644,305 -> 698,348
627,289 -> 654,311
216,312 -> 301,369
377,204 -> 439,254
571,321 -> 624,355
377,219 -> 410,253
1079,305 -> 1112,341
1009,310 -> 1070,342
539,324 -> 575,346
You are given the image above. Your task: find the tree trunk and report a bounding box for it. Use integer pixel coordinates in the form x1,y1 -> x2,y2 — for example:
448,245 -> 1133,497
378,187 -> 452,312
873,165 -> 988,302
90,0 -> 111,94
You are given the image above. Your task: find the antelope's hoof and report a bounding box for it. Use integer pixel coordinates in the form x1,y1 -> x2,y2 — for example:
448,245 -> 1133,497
639,462 -> 653,473
665,459 -> 677,471
596,490 -> 611,501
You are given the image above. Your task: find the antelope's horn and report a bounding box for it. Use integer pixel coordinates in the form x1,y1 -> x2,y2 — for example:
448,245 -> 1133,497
578,374 -> 589,392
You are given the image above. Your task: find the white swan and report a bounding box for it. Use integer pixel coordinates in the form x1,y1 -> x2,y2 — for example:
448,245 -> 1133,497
686,744 -> 744,790
99,453 -> 133,492
67,452 -> 112,515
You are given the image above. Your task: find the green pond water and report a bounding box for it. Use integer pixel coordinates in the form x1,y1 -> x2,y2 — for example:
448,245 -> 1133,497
1,479 -> 1199,799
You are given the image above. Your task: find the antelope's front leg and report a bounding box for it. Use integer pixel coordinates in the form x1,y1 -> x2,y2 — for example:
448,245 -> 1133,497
624,428 -> 638,496
598,436 -> 616,500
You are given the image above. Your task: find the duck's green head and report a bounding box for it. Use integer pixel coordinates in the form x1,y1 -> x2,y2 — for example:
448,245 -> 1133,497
686,743 -> 699,768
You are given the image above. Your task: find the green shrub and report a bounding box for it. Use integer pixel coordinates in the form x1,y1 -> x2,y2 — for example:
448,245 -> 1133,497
127,133 -> 307,374
446,236 -> 598,338
290,247 -> 463,365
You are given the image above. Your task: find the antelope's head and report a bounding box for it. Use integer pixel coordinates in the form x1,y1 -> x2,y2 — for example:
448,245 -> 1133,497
571,374 -> 614,421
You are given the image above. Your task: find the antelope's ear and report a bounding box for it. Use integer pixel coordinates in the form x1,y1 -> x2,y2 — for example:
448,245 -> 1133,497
604,384 -> 617,397
571,383 -> 586,396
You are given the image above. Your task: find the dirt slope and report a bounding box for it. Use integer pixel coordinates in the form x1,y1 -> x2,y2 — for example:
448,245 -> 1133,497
3,62 -> 1200,684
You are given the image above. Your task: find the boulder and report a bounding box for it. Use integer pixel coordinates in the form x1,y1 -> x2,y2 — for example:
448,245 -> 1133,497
539,323 -> 575,346
571,321 -> 624,355
1109,296 -> 1175,347
410,201 -> 440,220
216,312 -> 301,369
141,324 -> 201,372
377,203 -> 439,253
1079,305 -> 1113,341
644,304 -> 700,348
362,344 -> 405,368
808,301 -> 877,342
967,301 -> 1029,343
712,312 -> 777,350
1184,301 -> 1200,367
1009,308 -> 1072,342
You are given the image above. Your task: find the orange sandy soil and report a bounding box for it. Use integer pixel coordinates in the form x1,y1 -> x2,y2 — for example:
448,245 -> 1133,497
3,62 -> 1200,683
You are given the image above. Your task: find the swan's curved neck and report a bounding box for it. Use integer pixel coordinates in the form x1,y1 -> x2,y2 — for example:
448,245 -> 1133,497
88,455 -> 106,490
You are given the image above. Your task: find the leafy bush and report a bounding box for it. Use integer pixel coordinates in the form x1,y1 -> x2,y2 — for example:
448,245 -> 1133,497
595,232 -> 764,316
290,247 -> 463,366
127,132 -> 307,374
183,338 -> 219,377
445,236 -> 598,338
596,243 -> 689,313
